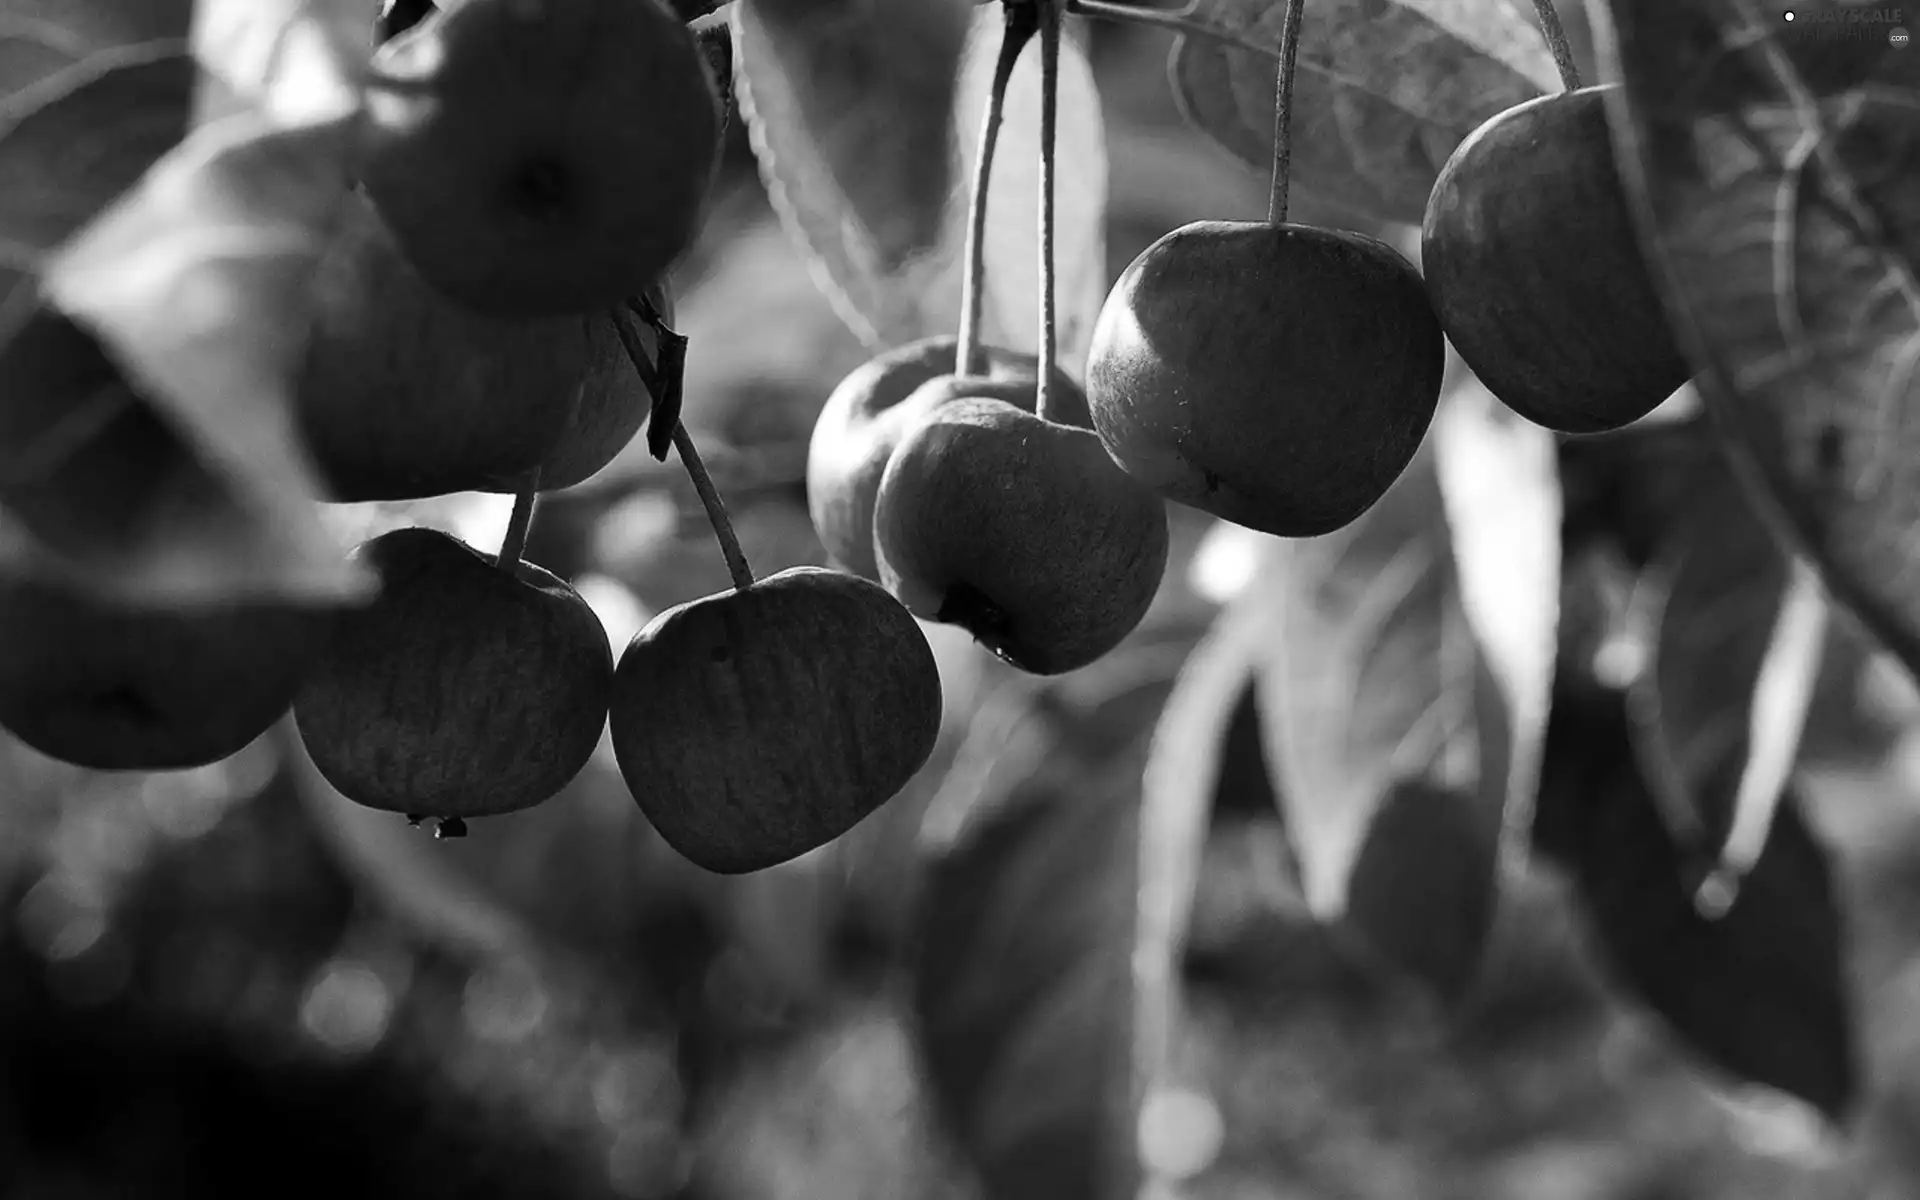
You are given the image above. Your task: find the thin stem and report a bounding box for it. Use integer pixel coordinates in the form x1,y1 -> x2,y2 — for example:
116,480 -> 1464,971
956,2 -> 1039,379
1034,0 -> 1061,422
1066,0 -> 1270,59
496,472 -> 539,574
1528,0 -> 1582,90
1267,0 -> 1307,226
672,422 -> 755,592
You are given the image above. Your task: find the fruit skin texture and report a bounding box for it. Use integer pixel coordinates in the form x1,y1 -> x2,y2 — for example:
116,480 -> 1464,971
297,197 -> 616,501
1422,85 -> 1692,434
873,391 -> 1170,676
0,582 -> 336,771
806,334 -> 1087,581
1086,220 -> 1445,538
294,527 -> 613,819
360,0 -> 721,317
608,566 -> 942,875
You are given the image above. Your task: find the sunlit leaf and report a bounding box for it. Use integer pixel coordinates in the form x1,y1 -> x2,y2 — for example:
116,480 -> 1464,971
1257,434 -> 1511,1000
1170,0 -> 1557,225
1591,0 -> 1920,682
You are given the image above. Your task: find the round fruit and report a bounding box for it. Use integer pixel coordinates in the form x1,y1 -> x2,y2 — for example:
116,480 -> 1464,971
608,566 -> 942,874
293,526 -> 613,819
1421,85 -> 1692,434
359,0 -> 722,317
296,195 -> 604,501
806,334 -> 1086,581
873,384 -> 1170,676
1086,220 -> 1446,538
0,580 -> 336,771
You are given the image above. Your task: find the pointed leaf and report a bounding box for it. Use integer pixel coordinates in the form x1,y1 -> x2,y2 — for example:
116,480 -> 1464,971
1432,371 -> 1562,852
33,0 -> 379,603
731,0 -> 974,348
913,622 -> 1225,1200
1170,0 -> 1557,225
1536,663 -> 1858,1122
1591,0 -> 1920,681
735,2 -> 1109,373
1258,436 -> 1511,999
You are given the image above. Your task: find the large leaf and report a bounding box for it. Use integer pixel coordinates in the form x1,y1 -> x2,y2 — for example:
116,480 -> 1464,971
912,619 -> 1220,1200
1535,626 -> 1858,1123
0,0 -> 195,311
1170,0 -> 1558,226
734,1 -> 1109,375
1258,431 -> 1511,1001
24,0 -> 380,604
1591,0 -> 1920,682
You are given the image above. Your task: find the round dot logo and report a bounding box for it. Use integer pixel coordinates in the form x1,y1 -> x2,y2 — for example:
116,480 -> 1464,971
1783,8 -> 1795,18
1893,25 -> 1911,46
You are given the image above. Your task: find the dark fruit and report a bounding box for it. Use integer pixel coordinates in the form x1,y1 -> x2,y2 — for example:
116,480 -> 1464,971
1421,85 -> 1692,434
500,281 -> 670,494
1086,220 -> 1445,538
360,0 -> 722,317
806,334 -> 1085,581
0,579 -> 335,771
293,526 -> 613,819
608,566 -> 942,874
872,387 -> 1169,675
296,196 -> 604,501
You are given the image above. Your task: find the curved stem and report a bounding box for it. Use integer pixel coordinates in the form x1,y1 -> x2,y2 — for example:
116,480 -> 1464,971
1034,0 -> 1062,423
673,422 -> 755,592
1528,0 -> 1582,91
496,472 -> 539,574
1267,0 -> 1307,226
1066,0 -> 1270,59
956,2 -> 1039,379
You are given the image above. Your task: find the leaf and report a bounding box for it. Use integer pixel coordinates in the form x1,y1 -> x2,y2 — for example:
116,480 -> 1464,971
0,0 -> 196,309
1170,0 -> 1558,226
1534,657 -> 1858,1123
732,0 -> 975,348
1590,1 -> 1920,680
734,2 -> 1110,375
27,0 -> 381,603
912,622 -> 1224,1200
955,9 -> 1109,376
1257,432 -> 1511,1000
1431,370 -> 1562,858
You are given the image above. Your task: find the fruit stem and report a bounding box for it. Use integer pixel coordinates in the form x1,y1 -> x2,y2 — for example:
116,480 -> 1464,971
1266,0 -> 1306,226
496,472 -> 539,575
1034,0 -> 1062,423
1065,0 -> 1269,59
956,1 -> 1039,380
1528,0 -> 1582,90
672,422 -> 756,592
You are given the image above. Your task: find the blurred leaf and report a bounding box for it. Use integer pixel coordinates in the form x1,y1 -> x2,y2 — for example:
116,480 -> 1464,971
1535,662 -> 1859,1123
1591,1 -> 1920,682
912,628 -> 1216,1200
1432,372 -> 1562,858
732,0 -> 975,348
1257,444 -> 1509,1000
33,0 -> 380,603
956,10 -> 1109,377
1170,0 -> 1556,225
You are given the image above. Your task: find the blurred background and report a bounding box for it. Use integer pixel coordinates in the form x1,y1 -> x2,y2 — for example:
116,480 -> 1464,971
12,10 -> 1920,1200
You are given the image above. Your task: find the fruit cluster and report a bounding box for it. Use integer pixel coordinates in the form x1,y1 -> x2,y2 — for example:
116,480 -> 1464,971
1,0 -> 944,878
3,0 -> 1696,880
